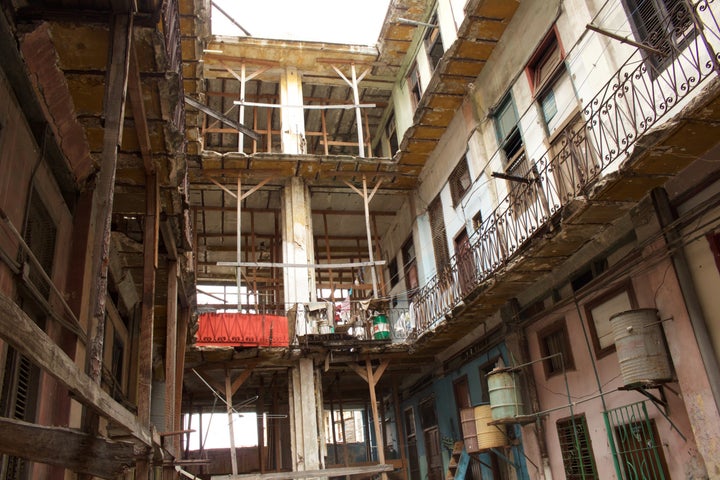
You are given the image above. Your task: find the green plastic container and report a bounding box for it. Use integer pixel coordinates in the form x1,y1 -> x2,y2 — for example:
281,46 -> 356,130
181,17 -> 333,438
372,315 -> 390,340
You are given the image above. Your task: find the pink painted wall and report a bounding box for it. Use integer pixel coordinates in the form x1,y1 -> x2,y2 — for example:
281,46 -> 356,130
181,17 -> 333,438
523,256 -> 710,479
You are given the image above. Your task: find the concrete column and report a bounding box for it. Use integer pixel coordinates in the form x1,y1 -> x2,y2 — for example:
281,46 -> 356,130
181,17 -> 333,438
282,177 -> 323,474
282,176 -> 316,308
280,67 -> 306,154
290,358 -> 321,473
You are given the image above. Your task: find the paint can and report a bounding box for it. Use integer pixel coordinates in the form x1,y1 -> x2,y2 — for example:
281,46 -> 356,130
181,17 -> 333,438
372,314 -> 390,340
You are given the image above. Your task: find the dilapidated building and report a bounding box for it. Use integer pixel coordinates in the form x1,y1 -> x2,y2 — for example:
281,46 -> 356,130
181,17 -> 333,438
2,0 -> 720,479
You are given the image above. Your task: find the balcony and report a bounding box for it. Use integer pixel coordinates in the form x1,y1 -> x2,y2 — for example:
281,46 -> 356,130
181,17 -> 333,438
411,0 -> 720,341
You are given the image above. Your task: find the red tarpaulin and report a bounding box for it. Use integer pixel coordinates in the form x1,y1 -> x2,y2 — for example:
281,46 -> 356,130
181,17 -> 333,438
195,313 -> 289,347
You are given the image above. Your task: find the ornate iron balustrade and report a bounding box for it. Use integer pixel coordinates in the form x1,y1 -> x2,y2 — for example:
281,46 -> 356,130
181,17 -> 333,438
411,0 -> 720,335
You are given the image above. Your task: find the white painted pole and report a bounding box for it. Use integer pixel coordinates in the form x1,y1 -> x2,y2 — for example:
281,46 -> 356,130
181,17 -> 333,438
351,64 -> 365,158
363,177 -> 378,297
239,63 -> 246,153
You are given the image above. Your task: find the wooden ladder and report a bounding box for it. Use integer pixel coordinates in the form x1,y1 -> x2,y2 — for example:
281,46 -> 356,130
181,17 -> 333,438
446,441 -> 470,480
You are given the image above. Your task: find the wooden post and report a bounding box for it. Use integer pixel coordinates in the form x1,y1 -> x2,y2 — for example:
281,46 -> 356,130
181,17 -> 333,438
237,175 -> 242,309
363,110 -> 372,157
365,360 -> 385,470
138,173 -> 159,427
321,110 -> 329,155
351,64 -> 364,157
323,214 -> 335,301
136,172 -> 158,480
348,359 -> 389,480
343,177 -> 381,298
372,216 -> 386,297
164,261 -> 178,455
338,391 -> 349,469
85,13 -> 132,385
175,308 -> 190,455
239,62 -> 246,152
362,178 -> 378,298
226,371 -> 239,476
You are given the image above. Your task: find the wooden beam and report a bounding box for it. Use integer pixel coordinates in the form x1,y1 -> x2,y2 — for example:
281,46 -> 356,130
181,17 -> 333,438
0,417 -> 145,479
128,41 -> 154,173
226,372 -> 239,476
230,359 -> 259,395
366,359 -> 387,479
86,12 -> 132,385
0,291 -> 152,446
138,173 -> 159,429
185,95 -> 261,141
164,260 -> 178,455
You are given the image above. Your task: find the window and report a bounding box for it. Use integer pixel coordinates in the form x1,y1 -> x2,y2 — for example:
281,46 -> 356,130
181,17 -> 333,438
23,189 -> 58,298
424,14 -> 444,71
449,156 -> 472,206
526,28 -> 564,95
428,196 -> 450,274
472,211 -> 483,231
538,319 -> 574,378
407,63 -> 422,108
402,236 -> 418,294
557,415 -> 599,480
388,257 -> 399,288
624,0 -> 694,71
584,283 -> 637,359
495,94 -> 523,165
386,112 -> 399,157
607,403 -> 670,479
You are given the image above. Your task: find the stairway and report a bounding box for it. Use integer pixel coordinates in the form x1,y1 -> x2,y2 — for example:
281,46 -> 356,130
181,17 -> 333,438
446,441 -> 470,480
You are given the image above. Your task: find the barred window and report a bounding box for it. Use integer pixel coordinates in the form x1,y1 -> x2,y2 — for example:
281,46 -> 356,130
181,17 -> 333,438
557,415 -> 599,480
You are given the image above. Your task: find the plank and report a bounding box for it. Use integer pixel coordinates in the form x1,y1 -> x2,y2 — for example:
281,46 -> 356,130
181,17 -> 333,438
0,291 -> 152,446
0,416 -> 143,479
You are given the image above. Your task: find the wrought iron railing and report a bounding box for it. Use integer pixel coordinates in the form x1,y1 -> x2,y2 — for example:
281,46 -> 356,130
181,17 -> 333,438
411,0 -> 720,335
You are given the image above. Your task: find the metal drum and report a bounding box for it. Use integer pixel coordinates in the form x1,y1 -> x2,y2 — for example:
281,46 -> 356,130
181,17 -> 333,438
474,405 -> 506,450
488,369 -> 524,420
610,308 -> 672,386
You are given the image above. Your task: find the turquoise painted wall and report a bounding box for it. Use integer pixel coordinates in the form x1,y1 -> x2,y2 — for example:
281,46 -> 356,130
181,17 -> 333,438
398,343 -> 531,480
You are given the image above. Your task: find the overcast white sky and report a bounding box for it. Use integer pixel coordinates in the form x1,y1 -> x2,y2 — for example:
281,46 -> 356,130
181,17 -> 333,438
211,0 -> 392,45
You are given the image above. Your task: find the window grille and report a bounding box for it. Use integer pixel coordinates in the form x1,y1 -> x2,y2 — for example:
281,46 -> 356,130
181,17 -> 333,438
428,196 -> 450,273
604,402 -> 669,480
557,415 -> 599,480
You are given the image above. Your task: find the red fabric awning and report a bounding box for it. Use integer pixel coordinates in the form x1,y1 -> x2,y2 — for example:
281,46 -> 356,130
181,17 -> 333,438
196,313 -> 289,347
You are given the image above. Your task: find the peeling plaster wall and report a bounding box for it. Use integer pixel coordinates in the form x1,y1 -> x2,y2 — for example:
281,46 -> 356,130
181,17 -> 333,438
524,270 -> 707,480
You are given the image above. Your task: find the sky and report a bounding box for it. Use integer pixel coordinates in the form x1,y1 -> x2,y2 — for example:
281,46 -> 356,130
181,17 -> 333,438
211,0 -> 392,45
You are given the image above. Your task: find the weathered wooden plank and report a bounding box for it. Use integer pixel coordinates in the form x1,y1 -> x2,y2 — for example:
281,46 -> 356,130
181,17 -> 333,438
138,173 -> 159,428
86,12 -> 132,385
0,416 -> 144,479
0,291 -> 152,446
